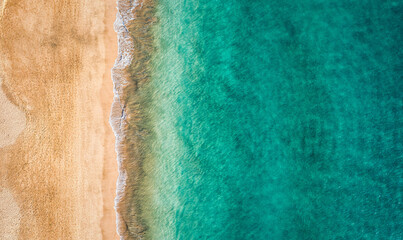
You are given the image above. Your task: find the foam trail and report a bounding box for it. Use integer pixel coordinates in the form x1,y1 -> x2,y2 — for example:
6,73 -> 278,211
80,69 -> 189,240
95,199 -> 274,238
110,0 -> 155,239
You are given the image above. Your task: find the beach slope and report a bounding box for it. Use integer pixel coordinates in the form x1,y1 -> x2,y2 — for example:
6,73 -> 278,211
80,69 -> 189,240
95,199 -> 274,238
0,0 -> 117,239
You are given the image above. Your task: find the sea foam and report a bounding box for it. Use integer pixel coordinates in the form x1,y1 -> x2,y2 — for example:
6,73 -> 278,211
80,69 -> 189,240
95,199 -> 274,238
110,0 -> 155,239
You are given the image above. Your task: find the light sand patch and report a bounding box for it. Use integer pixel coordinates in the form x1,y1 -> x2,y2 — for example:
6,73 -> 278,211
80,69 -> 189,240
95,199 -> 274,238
0,80 -> 26,148
0,188 -> 21,240
0,0 -> 7,19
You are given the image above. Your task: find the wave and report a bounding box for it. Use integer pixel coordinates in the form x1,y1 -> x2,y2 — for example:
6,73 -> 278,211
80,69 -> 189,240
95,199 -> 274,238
110,0 -> 156,239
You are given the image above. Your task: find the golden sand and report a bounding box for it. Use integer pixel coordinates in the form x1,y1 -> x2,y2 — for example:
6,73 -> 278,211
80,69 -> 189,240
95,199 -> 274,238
0,0 -> 118,239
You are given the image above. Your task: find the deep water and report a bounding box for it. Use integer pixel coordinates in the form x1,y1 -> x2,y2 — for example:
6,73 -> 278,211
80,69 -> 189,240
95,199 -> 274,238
135,0 -> 403,239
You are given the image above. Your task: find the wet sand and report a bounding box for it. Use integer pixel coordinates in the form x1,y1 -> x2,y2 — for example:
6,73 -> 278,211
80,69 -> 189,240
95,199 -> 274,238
101,0 -> 119,239
0,0 -> 117,239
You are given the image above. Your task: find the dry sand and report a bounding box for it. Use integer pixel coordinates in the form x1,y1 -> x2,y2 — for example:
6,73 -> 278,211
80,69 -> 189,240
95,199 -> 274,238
0,0 -> 118,239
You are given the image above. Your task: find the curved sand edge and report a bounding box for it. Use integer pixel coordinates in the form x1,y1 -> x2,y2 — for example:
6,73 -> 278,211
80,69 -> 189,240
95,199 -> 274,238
0,80 -> 26,148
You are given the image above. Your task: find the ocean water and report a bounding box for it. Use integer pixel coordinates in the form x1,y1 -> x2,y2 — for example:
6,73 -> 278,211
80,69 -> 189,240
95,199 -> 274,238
113,0 -> 403,239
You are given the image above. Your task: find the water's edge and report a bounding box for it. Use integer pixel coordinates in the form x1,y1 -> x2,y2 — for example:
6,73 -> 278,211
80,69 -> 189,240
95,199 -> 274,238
110,0 -> 155,239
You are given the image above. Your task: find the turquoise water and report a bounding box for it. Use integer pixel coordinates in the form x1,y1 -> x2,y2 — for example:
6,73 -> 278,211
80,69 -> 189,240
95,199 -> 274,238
131,0 -> 402,239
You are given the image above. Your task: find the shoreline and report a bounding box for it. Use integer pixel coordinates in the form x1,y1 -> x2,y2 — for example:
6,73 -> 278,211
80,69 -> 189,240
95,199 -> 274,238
111,0 -> 156,238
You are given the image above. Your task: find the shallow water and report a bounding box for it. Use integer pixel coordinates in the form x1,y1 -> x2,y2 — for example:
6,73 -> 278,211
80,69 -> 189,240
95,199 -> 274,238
114,0 -> 403,239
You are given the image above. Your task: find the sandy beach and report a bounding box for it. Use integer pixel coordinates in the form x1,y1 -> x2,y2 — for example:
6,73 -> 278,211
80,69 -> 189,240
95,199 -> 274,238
0,0 -> 117,239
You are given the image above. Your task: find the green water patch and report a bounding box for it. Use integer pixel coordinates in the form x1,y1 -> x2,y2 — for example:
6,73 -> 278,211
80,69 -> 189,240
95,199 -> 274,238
136,0 -> 403,239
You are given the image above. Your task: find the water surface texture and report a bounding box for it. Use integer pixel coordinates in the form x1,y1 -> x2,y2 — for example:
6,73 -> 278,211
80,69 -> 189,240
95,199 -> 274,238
112,0 -> 403,239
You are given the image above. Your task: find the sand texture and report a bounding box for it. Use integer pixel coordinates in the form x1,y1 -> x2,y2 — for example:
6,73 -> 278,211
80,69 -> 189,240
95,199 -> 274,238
0,0 -> 117,239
